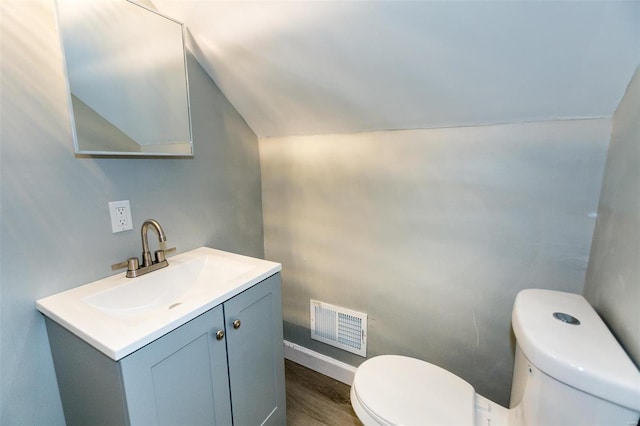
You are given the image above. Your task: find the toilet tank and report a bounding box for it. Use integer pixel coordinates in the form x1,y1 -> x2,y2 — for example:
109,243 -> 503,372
509,289 -> 640,426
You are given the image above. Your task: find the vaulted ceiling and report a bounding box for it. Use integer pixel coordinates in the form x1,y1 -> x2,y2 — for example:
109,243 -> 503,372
152,1 -> 640,138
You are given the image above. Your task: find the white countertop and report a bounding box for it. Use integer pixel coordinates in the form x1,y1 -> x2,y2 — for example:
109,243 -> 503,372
36,247 -> 281,361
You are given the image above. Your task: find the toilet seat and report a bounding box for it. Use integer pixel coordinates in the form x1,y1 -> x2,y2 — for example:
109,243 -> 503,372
351,355 -> 476,425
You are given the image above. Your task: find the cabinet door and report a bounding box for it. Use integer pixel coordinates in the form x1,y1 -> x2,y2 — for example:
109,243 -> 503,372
225,274 -> 286,426
120,306 -> 232,426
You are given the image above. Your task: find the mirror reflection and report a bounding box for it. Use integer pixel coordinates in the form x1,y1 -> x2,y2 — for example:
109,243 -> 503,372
57,0 -> 193,156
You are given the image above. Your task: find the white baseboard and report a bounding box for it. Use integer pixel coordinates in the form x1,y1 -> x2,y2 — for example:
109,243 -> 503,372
283,340 -> 357,386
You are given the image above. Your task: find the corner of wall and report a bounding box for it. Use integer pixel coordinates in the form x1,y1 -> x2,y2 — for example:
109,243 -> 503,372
584,66 -> 640,366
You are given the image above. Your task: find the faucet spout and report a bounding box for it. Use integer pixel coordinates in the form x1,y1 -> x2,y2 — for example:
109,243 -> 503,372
141,219 -> 166,267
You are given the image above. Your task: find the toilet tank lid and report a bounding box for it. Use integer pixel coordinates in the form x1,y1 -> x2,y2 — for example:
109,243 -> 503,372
512,289 -> 640,411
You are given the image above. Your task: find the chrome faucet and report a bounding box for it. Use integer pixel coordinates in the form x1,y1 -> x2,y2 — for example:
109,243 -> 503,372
111,219 -> 175,278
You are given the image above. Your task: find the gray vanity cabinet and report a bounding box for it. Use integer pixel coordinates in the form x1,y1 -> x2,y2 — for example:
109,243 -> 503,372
45,273 -> 285,426
224,273 -> 286,426
120,304 -> 233,425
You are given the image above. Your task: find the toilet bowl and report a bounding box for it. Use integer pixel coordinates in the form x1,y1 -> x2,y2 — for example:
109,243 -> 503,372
350,289 -> 640,426
350,355 -> 510,425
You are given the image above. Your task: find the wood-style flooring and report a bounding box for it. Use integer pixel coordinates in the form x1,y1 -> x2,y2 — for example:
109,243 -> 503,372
285,359 -> 361,426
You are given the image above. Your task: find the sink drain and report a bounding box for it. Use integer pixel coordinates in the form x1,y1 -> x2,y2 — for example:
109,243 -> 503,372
169,303 -> 183,310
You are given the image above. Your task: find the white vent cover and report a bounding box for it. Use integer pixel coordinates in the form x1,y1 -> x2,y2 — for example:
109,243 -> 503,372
310,300 -> 367,357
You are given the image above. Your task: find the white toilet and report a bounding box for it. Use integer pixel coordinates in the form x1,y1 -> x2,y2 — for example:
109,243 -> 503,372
350,289 -> 640,425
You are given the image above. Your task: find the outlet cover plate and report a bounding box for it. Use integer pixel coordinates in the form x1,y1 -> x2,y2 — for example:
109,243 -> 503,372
108,200 -> 133,233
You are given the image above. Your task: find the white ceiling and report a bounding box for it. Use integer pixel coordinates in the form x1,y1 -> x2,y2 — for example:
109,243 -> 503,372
153,1 -> 640,138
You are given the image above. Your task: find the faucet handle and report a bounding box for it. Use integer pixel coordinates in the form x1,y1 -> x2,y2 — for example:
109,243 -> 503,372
111,257 -> 139,272
154,247 -> 176,263
111,260 -> 128,271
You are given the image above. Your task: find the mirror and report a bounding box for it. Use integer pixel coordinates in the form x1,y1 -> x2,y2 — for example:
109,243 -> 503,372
56,0 -> 193,157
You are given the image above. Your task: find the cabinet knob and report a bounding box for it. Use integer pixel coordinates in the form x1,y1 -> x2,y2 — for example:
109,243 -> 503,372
232,319 -> 241,329
215,330 -> 225,340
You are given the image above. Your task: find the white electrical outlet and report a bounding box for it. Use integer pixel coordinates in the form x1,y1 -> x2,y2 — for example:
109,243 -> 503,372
108,200 -> 133,233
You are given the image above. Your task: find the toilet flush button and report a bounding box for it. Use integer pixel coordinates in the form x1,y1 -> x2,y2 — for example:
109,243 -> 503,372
553,312 -> 580,325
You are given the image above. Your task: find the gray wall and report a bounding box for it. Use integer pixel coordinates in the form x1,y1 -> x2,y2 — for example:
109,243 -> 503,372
584,67 -> 640,366
260,119 -> 610,405
0,2 -> 263,424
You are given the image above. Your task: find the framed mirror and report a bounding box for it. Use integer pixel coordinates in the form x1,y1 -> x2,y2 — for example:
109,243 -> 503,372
56,0 -> 193,157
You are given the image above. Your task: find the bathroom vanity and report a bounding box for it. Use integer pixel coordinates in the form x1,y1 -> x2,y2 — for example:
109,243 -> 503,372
37,247 -> 285,425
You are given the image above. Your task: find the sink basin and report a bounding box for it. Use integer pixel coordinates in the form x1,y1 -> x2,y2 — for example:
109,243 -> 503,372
36,247 -> 281,360
83,254 -> 251,315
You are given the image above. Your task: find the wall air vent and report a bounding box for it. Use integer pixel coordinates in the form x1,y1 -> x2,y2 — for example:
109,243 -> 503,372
310,300 -> 367,357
